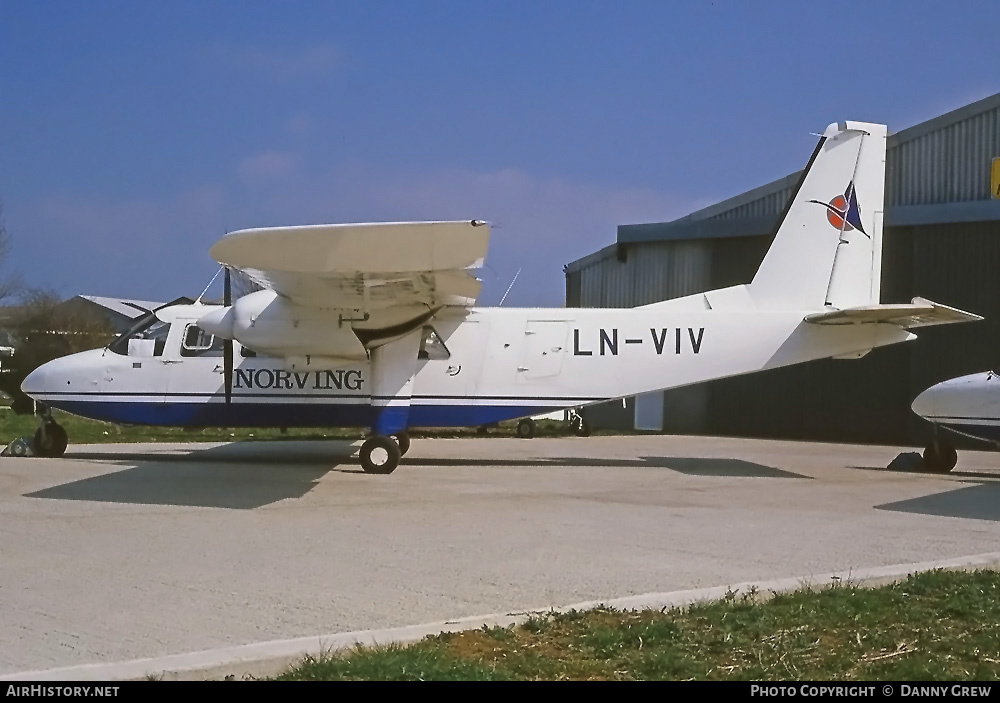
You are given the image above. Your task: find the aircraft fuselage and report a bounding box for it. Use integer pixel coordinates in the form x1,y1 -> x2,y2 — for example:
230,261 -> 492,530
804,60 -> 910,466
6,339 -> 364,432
23,302 -> 912,430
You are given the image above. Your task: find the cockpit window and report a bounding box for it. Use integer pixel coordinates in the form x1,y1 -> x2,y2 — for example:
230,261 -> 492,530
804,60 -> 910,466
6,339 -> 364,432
107,312 -> 171,357
181,324 -> 224,357
418,326 -> 450,360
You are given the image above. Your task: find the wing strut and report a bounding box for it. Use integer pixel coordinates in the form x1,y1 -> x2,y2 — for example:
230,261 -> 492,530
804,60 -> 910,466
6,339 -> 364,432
223,267 -> 233,404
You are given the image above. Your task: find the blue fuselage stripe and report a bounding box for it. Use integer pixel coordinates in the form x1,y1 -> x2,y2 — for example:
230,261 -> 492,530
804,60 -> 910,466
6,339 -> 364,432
44,400 -> 565,428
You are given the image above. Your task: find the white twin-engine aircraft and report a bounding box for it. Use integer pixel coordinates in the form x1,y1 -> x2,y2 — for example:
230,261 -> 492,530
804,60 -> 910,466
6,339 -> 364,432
21,121 -> 982,473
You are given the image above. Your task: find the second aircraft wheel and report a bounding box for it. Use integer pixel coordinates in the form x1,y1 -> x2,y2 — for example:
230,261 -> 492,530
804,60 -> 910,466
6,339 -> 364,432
516,418 -> 535,439
922,439 -> 958,473
360,435 -> 401,474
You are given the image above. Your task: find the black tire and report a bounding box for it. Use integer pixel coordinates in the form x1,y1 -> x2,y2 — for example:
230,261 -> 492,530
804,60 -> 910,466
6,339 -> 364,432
33,423 -> 68,458
394,432 -> 411,456
923,439 -> 958,473
360,435 -> 401,474
573,418 -> 591,437
516,418 -> 534,439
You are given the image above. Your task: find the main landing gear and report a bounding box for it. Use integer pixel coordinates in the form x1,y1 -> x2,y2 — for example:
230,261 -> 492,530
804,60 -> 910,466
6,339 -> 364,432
359,432 -> 410,475
33,403 -> 68,458
922,436 -> 958,473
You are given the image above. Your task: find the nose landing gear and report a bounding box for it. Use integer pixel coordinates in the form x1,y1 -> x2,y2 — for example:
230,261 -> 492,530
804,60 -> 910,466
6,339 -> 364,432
2,402 -> 68,458
922,436 -> 958,473
33,403 -> 68,458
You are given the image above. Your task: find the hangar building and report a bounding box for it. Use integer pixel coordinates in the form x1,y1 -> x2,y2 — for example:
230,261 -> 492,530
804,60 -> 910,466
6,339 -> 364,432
564,93 -> 1000,447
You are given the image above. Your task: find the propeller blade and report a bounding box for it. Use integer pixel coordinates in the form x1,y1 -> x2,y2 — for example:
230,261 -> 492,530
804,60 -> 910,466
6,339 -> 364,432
224,267 -> 233,404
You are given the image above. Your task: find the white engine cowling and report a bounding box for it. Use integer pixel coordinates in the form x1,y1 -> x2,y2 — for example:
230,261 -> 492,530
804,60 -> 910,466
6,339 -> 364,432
197,289 -> 436,361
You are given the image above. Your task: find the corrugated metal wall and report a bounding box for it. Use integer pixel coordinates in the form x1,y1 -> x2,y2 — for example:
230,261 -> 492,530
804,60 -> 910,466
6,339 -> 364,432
889,107 -> 1000,205
906,221 -> 1000,441
708,185 -> 798,221
572,240 -> 712,308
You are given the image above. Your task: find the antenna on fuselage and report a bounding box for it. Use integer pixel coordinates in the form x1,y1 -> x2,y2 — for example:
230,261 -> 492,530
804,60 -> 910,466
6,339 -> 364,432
499,268 -> 521,307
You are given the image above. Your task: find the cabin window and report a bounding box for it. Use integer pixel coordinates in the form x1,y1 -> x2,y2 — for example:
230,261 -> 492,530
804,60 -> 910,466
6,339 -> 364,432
181,324 -> 224,357
240,344 -> 257,358
418,326 -> 450,360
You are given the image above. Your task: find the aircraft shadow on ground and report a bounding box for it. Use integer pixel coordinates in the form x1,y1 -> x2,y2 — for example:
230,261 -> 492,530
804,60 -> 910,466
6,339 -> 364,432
23,446 -> 805,510
876,482 -> 1000,523
25,441 -> 359,510
402,456 -> 808,478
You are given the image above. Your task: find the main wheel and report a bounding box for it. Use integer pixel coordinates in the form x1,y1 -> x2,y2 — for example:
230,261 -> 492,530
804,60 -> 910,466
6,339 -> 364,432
516,418 -> 534,439
34,422 -> 68,458
573,417 -> 591,437
923,439 -> 958,473
394,432 -> 411,456
360,435 -> 401,474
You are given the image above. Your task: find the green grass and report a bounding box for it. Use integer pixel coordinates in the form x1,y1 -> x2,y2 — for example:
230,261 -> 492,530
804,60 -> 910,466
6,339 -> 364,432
270,569 -> 1000,681
0,407 -> 615,445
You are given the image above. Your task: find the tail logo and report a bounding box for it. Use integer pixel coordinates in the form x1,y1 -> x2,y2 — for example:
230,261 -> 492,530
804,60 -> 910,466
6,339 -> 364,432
809,181 -> 868,237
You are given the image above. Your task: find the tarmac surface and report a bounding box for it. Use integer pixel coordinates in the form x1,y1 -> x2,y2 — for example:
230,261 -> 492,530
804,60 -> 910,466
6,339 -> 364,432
1,434 -> 1000,677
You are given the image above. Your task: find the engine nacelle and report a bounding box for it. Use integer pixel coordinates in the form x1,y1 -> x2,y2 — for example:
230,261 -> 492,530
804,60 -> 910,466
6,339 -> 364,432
197,289 -> 437,361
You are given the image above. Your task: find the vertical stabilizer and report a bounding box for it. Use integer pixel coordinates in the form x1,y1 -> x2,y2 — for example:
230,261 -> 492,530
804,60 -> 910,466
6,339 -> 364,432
749,121 -> 887,310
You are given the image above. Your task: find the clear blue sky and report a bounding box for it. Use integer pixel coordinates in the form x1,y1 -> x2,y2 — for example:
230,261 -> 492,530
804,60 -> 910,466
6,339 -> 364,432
1,1 -> 996,307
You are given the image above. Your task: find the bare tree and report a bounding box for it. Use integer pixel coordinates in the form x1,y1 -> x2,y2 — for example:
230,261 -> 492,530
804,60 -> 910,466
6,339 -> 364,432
0,202 -> 110,408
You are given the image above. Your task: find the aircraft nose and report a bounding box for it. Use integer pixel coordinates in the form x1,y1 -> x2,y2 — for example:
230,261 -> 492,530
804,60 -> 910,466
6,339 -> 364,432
911,383 -> 940,419
21,360 -> 54,397
911,372 -> 993,421
20,353 -> 87,397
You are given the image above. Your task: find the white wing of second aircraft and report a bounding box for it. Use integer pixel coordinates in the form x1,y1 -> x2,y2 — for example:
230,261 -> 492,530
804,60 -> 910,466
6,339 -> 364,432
209,220 -> 490,310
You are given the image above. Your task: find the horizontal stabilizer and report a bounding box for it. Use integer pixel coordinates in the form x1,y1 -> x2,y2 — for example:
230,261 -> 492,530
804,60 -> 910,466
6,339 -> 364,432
804,297 -> 983,329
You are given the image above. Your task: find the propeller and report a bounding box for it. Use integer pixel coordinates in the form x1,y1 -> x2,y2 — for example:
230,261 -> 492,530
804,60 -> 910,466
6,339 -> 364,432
223,266 -> 233,404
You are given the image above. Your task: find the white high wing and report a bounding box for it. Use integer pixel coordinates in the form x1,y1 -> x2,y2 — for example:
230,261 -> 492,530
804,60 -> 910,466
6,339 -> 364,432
22,120 -> 982,473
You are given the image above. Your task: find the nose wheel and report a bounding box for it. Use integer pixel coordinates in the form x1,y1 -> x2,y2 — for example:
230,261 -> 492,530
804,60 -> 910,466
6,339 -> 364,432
923,437 -> 957,473
34,421 -> 68,458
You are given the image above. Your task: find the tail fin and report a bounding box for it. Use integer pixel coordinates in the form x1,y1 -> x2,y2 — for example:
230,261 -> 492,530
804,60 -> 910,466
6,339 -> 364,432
749,121 -> 887,311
